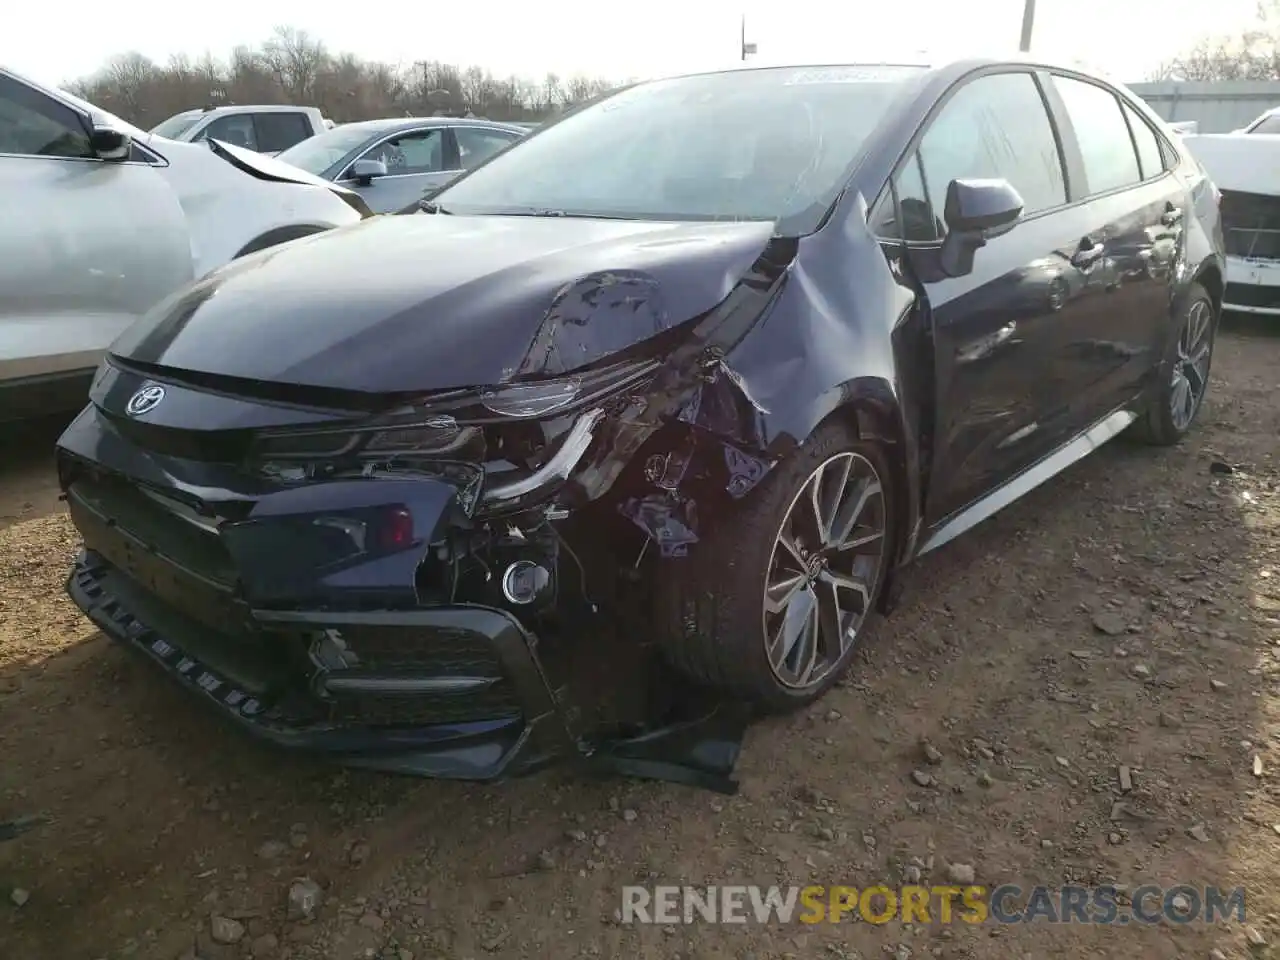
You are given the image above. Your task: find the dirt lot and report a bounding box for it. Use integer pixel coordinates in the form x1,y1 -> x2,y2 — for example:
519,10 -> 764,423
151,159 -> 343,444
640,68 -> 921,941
2,320 -> 1278,960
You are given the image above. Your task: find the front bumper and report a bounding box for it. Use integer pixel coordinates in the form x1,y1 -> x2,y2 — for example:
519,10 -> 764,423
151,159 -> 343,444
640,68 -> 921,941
1224,255 -> 1280,316
57,405 -> 746,791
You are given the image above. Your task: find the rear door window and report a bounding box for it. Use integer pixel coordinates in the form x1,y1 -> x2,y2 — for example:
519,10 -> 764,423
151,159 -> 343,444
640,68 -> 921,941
1051,75 -> 1141,195
1120,101 -> 1167,181
201,114 -> 258,151
254,112 -> 312,153
455,127 -> 521,170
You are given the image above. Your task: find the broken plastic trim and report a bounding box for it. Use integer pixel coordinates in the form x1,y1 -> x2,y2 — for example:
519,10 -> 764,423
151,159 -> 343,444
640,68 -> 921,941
481,408 -> 604,506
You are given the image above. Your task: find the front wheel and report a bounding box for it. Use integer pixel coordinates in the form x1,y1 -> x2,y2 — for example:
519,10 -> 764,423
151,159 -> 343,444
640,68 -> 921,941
1131,282 -> 1216,446
655,423 -> 894,711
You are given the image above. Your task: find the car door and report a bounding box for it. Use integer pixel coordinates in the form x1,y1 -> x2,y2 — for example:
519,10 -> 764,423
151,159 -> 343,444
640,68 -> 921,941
1042,73 -> 1184,424
0,73 -> 191,394
341,127 -> 455,213
876,69 -> 1101,526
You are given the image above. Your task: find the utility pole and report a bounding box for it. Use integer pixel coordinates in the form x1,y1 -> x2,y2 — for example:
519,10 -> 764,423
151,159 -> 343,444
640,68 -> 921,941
1019,0 -> 1036,52
741,15 -> 757,60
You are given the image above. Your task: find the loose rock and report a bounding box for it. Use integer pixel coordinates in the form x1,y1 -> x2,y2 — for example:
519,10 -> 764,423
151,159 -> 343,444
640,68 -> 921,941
251,933 -> 279,957
1246,926 -> 1267,947
946,863 -> 975,884
1093,612 -> 1127,637
1188,823 -> 1211,843
348,841 -> 371,866
10,888 -> 29,908
911,770 -> 934,788
1118,766 -> 1133,792
1210,679 -> 1228,692
287,878 -> 323,921
922,743 -> 943,765
210,915 -> 246,944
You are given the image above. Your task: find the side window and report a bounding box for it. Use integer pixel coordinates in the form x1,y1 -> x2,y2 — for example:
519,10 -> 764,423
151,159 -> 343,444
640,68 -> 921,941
0,76 -> 92,158
201,115 -> 258,151
871,152 -> 939,243
1052,76 -> 1140,195
254,112 -> 312,153
1120,102 -> 1166,180
917,71 -> 1066,227
364,129 -> 444,175
456,127 -> 519,170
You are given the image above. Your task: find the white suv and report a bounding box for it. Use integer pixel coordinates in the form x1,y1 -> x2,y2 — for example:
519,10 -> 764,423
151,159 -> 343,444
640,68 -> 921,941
0,67 -> 372,422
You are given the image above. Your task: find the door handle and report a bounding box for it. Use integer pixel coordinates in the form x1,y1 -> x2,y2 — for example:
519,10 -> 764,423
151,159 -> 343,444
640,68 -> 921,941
1161,205 -> 1184,226
1071,239 -> 1106,268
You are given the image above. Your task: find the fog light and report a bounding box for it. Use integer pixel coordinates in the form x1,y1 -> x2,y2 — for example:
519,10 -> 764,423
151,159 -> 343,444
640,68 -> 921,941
501,560 -> 551,605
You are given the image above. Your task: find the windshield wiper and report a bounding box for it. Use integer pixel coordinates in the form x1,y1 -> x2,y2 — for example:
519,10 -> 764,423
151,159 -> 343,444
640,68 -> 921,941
418,200 -> 453,214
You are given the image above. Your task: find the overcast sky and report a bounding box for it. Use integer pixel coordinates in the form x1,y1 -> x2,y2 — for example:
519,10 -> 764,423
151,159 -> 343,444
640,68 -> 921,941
6,0 -> 1266,89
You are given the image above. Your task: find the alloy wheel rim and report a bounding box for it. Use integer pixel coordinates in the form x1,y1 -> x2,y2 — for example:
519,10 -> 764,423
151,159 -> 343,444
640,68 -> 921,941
1170,300 -> 1212,432
761,451 -> 888,691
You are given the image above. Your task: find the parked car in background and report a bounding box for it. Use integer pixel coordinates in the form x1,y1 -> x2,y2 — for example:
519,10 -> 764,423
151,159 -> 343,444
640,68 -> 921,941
1235,105 -> 1280,134
1183,131 -> 1280,315
55,58 -> 1223,787
273,116 -> 527,213
149,105 -> 329,155
0,67 -> 370,422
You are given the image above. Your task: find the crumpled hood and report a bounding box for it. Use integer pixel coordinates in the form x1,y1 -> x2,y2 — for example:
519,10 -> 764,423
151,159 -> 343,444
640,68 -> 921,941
108,213 -> 777,394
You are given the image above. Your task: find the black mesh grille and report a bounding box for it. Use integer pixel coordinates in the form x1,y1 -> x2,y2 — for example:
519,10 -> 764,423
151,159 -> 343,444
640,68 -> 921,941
1220,190 -> 1280,260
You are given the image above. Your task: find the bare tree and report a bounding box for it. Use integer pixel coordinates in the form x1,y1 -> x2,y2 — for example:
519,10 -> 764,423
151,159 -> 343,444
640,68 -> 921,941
69,29 -> 619,126
1153,0 -> 1280,80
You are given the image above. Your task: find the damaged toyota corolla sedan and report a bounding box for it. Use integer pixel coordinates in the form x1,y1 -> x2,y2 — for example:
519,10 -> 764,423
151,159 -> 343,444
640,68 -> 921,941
57,59 -> 1225,792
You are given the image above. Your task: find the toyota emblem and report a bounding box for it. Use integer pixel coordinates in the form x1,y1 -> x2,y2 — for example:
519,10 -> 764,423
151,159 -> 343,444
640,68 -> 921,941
126,384 -> 166,417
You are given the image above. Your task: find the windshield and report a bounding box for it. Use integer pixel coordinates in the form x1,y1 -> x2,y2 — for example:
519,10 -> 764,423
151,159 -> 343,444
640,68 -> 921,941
434,65 -> 923,233
150,112 -> 203,139
276,125 -> 380,175
1248,114 -> 1280,134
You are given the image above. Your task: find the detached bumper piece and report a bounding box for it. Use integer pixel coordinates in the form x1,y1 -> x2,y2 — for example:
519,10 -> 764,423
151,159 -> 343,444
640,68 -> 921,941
68,549 -> 573,780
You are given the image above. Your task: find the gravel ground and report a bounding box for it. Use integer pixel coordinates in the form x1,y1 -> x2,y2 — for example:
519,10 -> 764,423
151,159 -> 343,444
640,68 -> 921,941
1,319 -> 1278,960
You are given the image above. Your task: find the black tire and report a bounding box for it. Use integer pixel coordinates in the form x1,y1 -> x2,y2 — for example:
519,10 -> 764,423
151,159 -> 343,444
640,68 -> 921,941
1130,282 -> 1217,446
655,421 -> 895,712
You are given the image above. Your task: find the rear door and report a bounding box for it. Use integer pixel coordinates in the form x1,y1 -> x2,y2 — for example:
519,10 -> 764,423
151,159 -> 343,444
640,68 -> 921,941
252,112 -> 314,155
1041,72 -> 1183,425
875,69 -> 1097,525
454,125 -> 523,173
0,73 -> 190,394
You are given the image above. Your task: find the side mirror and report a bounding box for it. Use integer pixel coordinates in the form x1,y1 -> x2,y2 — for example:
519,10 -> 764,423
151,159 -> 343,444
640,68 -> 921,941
89,124 -> 132,162
939,178 -> 1024,278
349,158 -> 388,185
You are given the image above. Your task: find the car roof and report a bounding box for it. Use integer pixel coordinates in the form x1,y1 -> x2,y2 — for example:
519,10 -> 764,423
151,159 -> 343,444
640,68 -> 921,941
331,116 -> 528,136
640,54 -> 1127,89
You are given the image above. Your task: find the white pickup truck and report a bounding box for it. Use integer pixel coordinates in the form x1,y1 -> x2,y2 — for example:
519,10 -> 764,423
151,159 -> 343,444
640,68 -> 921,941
149,104 -> 331,156
1183,128 -> 1280,317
